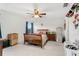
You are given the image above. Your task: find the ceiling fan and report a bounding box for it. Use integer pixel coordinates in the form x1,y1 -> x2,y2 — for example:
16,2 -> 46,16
26,4 -> 46,18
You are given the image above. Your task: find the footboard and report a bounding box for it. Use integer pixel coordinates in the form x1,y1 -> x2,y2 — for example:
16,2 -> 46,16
24,34 -> 43,48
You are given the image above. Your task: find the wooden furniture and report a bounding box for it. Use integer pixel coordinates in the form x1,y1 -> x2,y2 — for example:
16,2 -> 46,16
0,39 -> 3,56
46,32 -> 56,41
24,34 -> 42,48
7,33 -> 18,46
37,29 -> 48,34
3,39 -> 10,48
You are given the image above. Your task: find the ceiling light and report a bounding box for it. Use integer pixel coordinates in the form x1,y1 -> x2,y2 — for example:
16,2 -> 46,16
34,15 -> 39,18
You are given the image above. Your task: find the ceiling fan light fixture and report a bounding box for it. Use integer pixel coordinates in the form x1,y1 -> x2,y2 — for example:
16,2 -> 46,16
34,15 -> 39,18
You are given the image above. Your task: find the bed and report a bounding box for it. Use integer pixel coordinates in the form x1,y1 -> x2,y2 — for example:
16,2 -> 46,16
24,29 -> 48,48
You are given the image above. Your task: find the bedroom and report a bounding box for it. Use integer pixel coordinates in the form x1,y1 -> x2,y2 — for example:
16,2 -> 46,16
0,3 -> 77,56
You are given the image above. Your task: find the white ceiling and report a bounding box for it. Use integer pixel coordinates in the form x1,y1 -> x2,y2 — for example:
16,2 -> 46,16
0,3 -> 73,17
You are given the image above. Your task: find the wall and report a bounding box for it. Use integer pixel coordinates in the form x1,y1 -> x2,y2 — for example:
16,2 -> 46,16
0,3 -> 4,9
0,10 -> 26,43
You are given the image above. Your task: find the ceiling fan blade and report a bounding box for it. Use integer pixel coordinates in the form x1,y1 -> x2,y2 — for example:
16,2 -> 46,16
26,10 -> 33,12
26,13 -> 33,15
39,15 -> 42,18
25,13 -> 34,18
40,13 -> 46,15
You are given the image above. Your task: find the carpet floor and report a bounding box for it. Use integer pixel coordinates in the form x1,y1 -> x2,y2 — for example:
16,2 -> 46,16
3,41 -> 65,56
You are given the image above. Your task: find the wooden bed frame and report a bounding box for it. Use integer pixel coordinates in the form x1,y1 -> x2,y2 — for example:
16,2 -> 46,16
24,33 -> 43,48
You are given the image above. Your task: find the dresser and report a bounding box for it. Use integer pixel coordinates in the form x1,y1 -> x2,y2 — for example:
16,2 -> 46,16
46,32 -> 56,41
8,33 -> 18,46
24,34 -> 42,48
47,34 -> 56,41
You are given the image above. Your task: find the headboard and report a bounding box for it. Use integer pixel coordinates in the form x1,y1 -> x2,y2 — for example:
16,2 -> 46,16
37,29 -> 49,34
